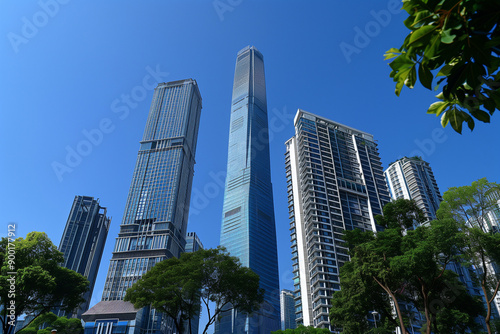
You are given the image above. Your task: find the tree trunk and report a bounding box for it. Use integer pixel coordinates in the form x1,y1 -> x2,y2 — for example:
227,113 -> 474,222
479,251 -> 493,334
481,279 -> 493,334
373,276 -> 408,334
421,285 -> 431,334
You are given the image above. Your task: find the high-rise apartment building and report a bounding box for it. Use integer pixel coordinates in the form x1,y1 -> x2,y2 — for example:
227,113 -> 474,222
84,79 -> 202,334
280,289 -> 296,331
216,46 -> 280,333
384,156 -> 442,221
57,196 -> 110,318
285,110 -> 391,329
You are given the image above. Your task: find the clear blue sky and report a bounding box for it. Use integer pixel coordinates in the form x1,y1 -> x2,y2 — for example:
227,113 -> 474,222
1,1 -> 499,332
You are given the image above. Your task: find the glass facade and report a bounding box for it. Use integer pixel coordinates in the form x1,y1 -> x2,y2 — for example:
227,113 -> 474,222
99,79 -> 202,333
285,110 -> 391,329
280,289 -> 296,330
185,231 -> 203,253
216,46 -> 280,333
58,195 -> 110,318
183,232 -> 203,334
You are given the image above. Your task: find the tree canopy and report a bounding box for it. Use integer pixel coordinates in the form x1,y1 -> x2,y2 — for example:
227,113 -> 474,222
437,177 -> 500,231
385,0 -> 500,133
330,200 -> 484,334
124,247 -> 264,334
438,178 -> 500,333
18,312 -> 83,334
0,232 -> 89,334
272,325 -> 331,334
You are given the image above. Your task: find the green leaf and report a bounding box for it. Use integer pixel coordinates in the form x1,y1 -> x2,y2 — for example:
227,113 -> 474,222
427,101 -> 448,116
418,63 -> 433,90
408,25 -> 437,47
446,107 -> 474,134
386,48 -> 401,54
394,67 -> 413,95
483,98 -> 495,114
489,90 -> 500,111
441,28 -> 456,44
384,48 -> 401,60
395,79 -> 405,96
463,62 -> 486,93
411,10 -> 432,28
441,109 -> 450,128
447,108 -> 464,133
465,113 -> 475,131
384,53 -> 399,60
469,108 -> 491,123
404,15 -> 416,30
447,63 -> 470,92
389,53 -> 415,72
407,65 -> 417,88
437,64 -> 454,77
423,33 -> 442,61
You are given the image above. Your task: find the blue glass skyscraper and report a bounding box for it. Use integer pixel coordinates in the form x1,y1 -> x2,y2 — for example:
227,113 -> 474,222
58,195 -> 110,318
103,79 -> 202,302
84,79 -> 202,334
216,46 -> 280,333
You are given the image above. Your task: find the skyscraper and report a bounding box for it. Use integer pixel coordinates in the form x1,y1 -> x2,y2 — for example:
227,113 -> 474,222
57,196 -> 110,318
84,79 -> 202,334
384,156 -> 442,221
216,46 -> 280,333
285,110 -> 391,329
184,232 -> 204,334
280,290 -> 296,330
185,231 -> 203,253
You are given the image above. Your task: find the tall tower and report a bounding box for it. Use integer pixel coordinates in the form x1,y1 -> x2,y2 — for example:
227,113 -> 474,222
384,156 -> 442,221
84,79 -> 202,334
216,46 -> 280,333
285,110 -> 391,329
58,195 -> 110,318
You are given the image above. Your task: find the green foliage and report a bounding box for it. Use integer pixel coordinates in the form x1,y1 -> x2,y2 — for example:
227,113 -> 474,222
125,247 -> 264,334
271,325 -> 331,334
332,200 -> 483,334
375,198 -> 426,229
437,178 -> 500,333
18,312 -> 83,334
0,232 -> 89,334
386,0 -> 500,133
437,177 -> 500,231
330,259 -> 397,333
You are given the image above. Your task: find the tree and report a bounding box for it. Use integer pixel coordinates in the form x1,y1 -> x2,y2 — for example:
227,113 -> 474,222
18,312 -> 83,334
124,247 -> 264,334
331,200 -> 483,334
337,199 -> 427,334
0,232 -> 89,334
437,177 -> 500,231
385,0 -> 500,133
271,325 -> 331,334
330,258 -> 397,333
438,178 -> 500,333
399,220 -> 483,333
438,179 -> 500,333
